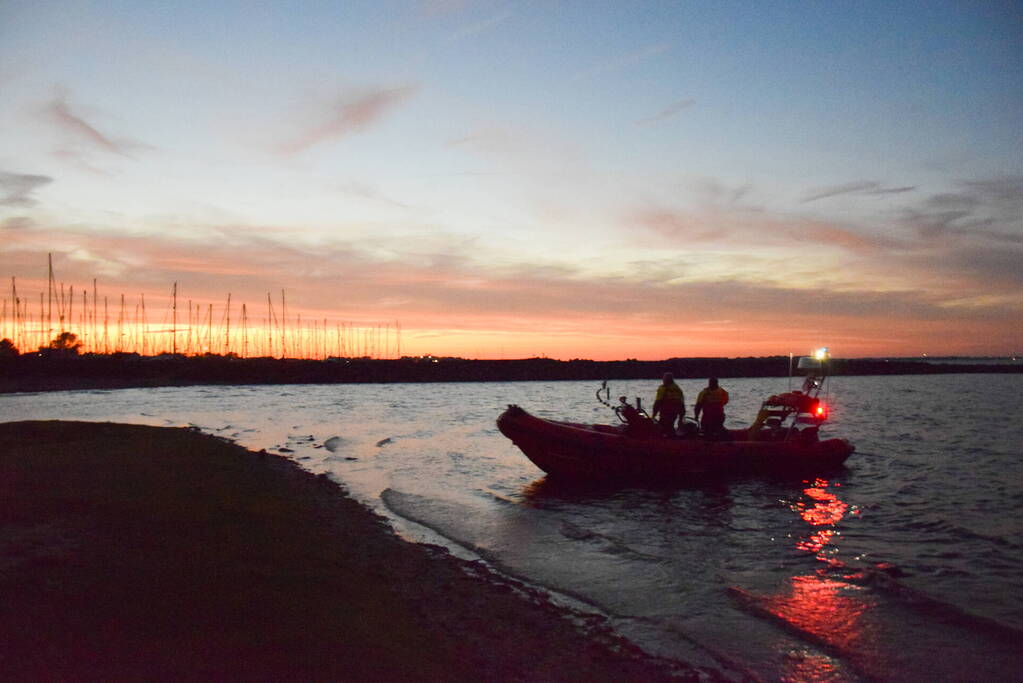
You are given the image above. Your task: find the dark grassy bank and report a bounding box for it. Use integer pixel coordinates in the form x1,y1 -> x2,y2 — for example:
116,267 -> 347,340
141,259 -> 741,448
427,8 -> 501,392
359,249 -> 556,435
2,354 -> 1019,393
0,420 -> 722,682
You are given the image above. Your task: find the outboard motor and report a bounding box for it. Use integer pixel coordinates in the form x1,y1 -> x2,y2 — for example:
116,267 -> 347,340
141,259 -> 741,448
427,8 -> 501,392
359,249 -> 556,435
595,382 -> 659,437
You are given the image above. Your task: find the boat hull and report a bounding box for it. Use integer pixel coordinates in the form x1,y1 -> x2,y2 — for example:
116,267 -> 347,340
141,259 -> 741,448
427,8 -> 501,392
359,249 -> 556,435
497,405 -> 854,481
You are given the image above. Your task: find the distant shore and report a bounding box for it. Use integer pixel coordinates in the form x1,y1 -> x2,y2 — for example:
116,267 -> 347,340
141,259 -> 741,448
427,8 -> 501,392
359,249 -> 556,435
0,420 -> 715,681
1,353 -> 1019,394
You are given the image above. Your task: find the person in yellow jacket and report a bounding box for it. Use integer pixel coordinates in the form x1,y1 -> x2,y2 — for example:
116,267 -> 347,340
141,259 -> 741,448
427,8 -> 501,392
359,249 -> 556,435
652,372 -> 685,436
694,377 -> 729,437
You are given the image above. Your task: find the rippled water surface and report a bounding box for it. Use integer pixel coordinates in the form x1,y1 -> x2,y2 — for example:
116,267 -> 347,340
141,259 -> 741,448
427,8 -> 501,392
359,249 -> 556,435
3,374 -> 1021,681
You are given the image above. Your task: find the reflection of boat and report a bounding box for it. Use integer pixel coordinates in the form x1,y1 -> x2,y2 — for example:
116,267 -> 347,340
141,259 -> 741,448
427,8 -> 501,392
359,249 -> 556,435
497,349 -> 854,481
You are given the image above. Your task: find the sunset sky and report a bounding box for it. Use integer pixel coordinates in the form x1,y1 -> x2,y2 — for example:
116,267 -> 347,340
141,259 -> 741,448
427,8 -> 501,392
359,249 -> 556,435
2,1 -> 1021,359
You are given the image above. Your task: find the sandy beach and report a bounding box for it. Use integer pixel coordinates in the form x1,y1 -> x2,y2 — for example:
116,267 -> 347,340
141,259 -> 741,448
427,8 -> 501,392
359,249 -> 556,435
0,420 -> 717,681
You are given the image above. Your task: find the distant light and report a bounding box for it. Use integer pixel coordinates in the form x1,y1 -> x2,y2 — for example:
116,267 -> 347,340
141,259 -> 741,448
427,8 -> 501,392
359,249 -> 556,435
813,347 -> 830,361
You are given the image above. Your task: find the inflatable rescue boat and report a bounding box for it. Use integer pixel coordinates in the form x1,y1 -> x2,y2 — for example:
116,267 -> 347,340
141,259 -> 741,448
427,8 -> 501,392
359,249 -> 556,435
497,350 -> 854,481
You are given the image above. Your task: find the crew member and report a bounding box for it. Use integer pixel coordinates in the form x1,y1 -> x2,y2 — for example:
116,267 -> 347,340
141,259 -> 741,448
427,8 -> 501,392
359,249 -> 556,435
651,372 -> 685,436
694,377 -> 729,437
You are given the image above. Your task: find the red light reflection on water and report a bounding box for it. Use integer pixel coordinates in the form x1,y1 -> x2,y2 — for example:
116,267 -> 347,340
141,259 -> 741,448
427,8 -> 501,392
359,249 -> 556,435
796,529 -> 835,555
754,574 -> 875,678
780,576 -> 869,644
748,478 -> 878,680
780,650 -> 843,682
788,478 -> 849,562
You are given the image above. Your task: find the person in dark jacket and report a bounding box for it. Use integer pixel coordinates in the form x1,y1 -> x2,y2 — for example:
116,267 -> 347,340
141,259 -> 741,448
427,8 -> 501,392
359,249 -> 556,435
651,372 -> 685,436
694,377 -> 729,437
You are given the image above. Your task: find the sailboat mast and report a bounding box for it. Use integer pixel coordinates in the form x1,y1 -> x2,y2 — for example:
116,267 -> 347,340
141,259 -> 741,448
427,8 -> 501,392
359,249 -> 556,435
140,294 -> 147,356
103,296 -> 109,354
224,293 -> 231,355
11,278 -> 16,350
267,292 -> 274,358
118,294 -> 125,353
172,282 -> 177,355
280,289 -> 287,359
58,282 -> 65,333
47,253 -> 53,339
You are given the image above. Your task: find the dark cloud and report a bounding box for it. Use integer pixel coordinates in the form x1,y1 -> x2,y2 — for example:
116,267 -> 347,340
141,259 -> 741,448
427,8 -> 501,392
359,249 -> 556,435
0,172 -> 53,207
801,181 -> 917,203
871,186 -> 918,195
961,177 -> 1023,205
280,86 -> 418,155
949,245 -> 1023,286
693,178 -> 757,209
902,243 -> 1023,292
901,176 -> 1023,243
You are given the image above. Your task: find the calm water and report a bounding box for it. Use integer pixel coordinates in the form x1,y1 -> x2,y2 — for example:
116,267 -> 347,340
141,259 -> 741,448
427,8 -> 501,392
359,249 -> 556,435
3,374 -> 1021,681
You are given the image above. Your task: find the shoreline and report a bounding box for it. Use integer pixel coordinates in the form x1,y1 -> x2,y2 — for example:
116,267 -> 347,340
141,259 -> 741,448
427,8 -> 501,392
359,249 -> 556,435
2,354 -> 1019,394
0,420 -> 722,681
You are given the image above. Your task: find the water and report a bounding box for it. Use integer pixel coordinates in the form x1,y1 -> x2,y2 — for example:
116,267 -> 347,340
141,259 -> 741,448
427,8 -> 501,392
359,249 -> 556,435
2,375 -> 1021,681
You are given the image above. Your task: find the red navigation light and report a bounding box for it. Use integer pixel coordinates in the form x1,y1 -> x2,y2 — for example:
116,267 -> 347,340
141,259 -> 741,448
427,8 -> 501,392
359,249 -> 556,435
815,403 -> 828,419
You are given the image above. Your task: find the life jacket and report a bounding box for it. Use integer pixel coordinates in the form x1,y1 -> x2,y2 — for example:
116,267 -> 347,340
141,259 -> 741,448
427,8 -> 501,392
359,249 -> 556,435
697,387 -> 729,410
655,382 -> 684,406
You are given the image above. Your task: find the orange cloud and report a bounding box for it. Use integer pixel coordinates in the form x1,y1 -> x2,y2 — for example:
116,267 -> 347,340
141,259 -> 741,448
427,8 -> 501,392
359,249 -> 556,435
3,202 -> 1020,359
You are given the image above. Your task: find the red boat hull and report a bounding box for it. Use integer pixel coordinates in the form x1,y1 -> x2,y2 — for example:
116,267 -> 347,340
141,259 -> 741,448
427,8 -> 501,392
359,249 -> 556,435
497,405 -> 854,481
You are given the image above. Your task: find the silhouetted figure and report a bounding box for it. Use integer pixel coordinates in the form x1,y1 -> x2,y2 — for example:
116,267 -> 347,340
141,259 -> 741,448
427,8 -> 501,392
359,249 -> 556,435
651,372 -> 685,436
694,377 -> 729,438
